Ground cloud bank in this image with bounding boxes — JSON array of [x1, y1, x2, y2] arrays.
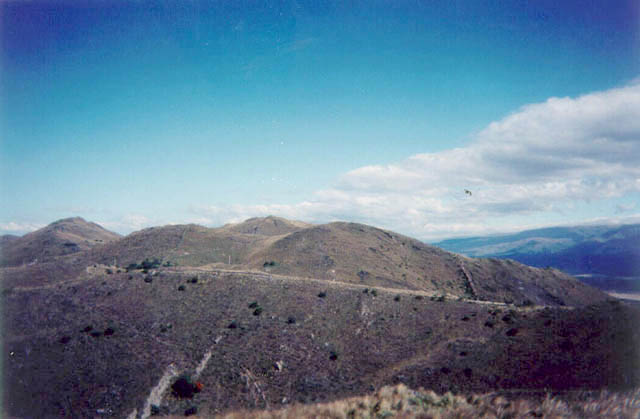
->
[[193, 82, 640, 240], [4, 83, 639, 239]]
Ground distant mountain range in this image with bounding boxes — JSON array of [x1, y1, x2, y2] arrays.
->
[[435, 224, 640, 292]]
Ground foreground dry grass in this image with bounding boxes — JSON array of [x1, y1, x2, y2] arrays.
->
[[196, 384, 640, 419]]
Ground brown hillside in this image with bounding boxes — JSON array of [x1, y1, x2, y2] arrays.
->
[[6, 217, 608, 307], [2, 266, 637, 418], [246, 222, 607, 307], [90, 223, 277, 268], [0, 217, 120, 267], [220, 216, 311, 236]]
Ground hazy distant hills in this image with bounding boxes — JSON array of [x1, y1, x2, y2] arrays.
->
[[436, 224, 640, 285], [0, 217, 120, 267], [436, 223, 640, 294]]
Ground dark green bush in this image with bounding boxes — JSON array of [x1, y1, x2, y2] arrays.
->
[[190, 276, 198, 284], [318, 291, 327, 298], [248, 301, 259, 309], [141, 258, 161, 270], [172, 375, 196, 398], [178, 285, 186, 291], [371, 289, 378, 297], [253, 307, 263, 316], [394, 295, 401, 302], [287, 316, 296, 324]]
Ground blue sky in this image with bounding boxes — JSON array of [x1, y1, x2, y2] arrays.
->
[[1, 0, 639, 240]]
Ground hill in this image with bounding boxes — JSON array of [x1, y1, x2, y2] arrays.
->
[[220, 215, 311, 236], [82, 217, 607, 307], [1, 216, 633, 418], [0, 217, 120, 267], [2, 266, 637, 418], [435, 223, 640, 291]]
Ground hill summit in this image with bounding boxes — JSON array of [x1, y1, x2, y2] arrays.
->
[[0, 216, 120, 267]]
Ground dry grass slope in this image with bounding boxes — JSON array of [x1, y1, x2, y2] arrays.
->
[[180, 385, 640, 418]]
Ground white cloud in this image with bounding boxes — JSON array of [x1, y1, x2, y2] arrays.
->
[[81, 81, 640, 241], [0, 222, 45, 235], [98, 214, 155, 233], [197, 82, 640, 240]]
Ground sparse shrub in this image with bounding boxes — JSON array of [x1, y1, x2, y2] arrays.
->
[[105, 269, 113, 274], [559, 340, 574, 351], [363, 288, 369, 294], [414, 295, 423, 300], [435, 295, 446, 302], [172, 375, 196, 398], [287, 316, 296, 324], [184, 406, 198, 416], [461, 316, 470, 321], [371, 289, 378, 297], [144, 276, 153, 283], [228, 321, 238, 329], [117, 269, 121, 274], [506, 328, 519, 337], [150, 404, 160, 415], [82, 325, 93, 333], [178, 285, 186, 291], [59, 336, 71, 344], [248, 301, 259, 309], [141, 258, 161, 270], [90, 331, 102, 338], [519, 299, 534, 307], [190, 276, 198, 284], [104, 327, 115, 336], [394, 295, 401, 302], [318, 291, 327, 298], [263, 261, 277, 267], [163, 261, 172, 267], [253, 307, 263, 316], [329, 351, 338, 361], [357, 270, 369, 280], [128, 275, 133, 280], [484, 320, 494, 328]]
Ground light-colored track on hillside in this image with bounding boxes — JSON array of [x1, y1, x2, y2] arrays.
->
[[168, 266, 513, 308]]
